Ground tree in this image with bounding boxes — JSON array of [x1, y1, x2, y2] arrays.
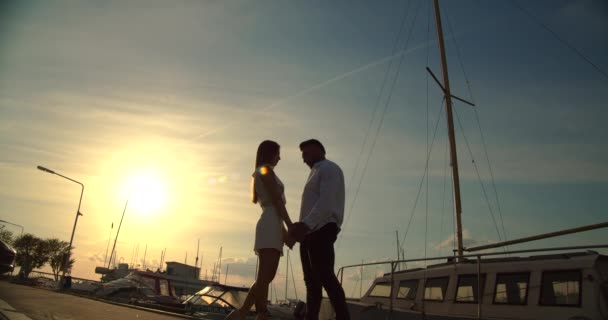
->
[[46, 238, 74, 281], [0, 226, 13, 245], [13, 234, 49, 279]]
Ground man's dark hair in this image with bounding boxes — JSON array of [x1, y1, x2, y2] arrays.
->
[[299, 139, 326, 154]]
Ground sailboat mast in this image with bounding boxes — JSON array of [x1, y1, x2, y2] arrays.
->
[[142, 244, 147, 269], [108, 200, 129, 269], [285, 251, 289, 301], [195, 239, 200, 268], [433, 0, 464, 260], [195, 238, 200, 279], [217, 246, 223, 283]]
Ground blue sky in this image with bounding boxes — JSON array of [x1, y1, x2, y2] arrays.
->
[[1, 0, 607, 298]]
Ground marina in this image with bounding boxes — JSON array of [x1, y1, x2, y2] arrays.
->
[[1, 0, 607, 319]]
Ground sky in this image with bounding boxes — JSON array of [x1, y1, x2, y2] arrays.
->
[[1, 0, 607, 300]]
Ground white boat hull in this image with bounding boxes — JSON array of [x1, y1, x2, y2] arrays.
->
[[320, 251, 607, 320]]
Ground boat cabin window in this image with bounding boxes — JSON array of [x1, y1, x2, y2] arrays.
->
[[369, 282, 392, 298], [424, 277, 449, 301], [455, 274, 486, 303], [493, 273, 529, 305], [139, 276, 156, 291], [159, 279, 170, 296], [397, 280, 418, 300], [539, 270, 581, 307]]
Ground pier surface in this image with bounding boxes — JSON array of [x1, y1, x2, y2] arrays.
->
[[0, 281, 186, 320]]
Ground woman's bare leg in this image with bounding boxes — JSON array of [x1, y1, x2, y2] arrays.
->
[[253, 249, 281, 315], [236, 249, 280, 317]]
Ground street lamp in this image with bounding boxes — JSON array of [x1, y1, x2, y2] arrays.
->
[[0, 219, 24, 236], [37, 165, 84, 286]]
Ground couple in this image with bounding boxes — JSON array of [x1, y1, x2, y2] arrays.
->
[[226, 139, 350, 320]]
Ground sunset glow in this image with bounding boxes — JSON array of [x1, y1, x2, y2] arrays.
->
[[1, 0, 606, 296], [123, 169, 168, 217]]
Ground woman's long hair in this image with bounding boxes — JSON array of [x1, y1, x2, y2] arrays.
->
[[252, 140, 280, 203]]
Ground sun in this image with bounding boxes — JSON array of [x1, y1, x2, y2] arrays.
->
[[124, 169, 169, 216]]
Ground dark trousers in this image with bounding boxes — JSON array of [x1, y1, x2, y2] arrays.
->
[[300, 223, 350, 320]]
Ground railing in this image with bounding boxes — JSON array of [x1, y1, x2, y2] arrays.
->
[[337, 244, 608, 284], [340, 222, 608, 284], [338, 244, 608, 294], [29, 270, 101, 283], [466, 222, 608, 252]]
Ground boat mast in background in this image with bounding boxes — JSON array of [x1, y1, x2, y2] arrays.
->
[[108, 200, 129, 269], [196, 238, 200, 278], [284, 250, 289, 300], [432, 0, 464, 260]]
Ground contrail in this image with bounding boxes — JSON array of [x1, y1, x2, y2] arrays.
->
[[180, 40, 434, 145]]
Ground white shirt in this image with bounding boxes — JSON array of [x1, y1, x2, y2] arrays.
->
[[299, 159, 345, 231]]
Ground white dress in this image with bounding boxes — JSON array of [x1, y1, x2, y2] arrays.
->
[[253, 167, 285, 256]]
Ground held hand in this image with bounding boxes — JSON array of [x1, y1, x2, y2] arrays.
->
[[284, 233, 296, 249], [289, 222, 310, 242]]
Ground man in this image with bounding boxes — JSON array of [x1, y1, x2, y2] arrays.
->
[[290, 139, 350, 320]]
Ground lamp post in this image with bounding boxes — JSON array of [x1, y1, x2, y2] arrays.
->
[[37, 165, 84, 286], [0, 220, 24, 236]]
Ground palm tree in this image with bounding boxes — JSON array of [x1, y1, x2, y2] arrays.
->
[[13, 234, 49, 279], [46, 238, 75, 281]]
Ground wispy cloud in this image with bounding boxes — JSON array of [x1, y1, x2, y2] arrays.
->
[[2, 0, 606, 283], [433, 229, 494, 252]]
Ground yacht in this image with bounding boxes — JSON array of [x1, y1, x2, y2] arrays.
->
[[320, 1, 608, 319]]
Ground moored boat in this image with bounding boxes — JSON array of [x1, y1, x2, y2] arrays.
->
[[327, 248, 608, 319], [319, 1, 608, 319]]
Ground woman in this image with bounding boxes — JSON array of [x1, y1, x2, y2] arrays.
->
[[226, 140, 295, 320]]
